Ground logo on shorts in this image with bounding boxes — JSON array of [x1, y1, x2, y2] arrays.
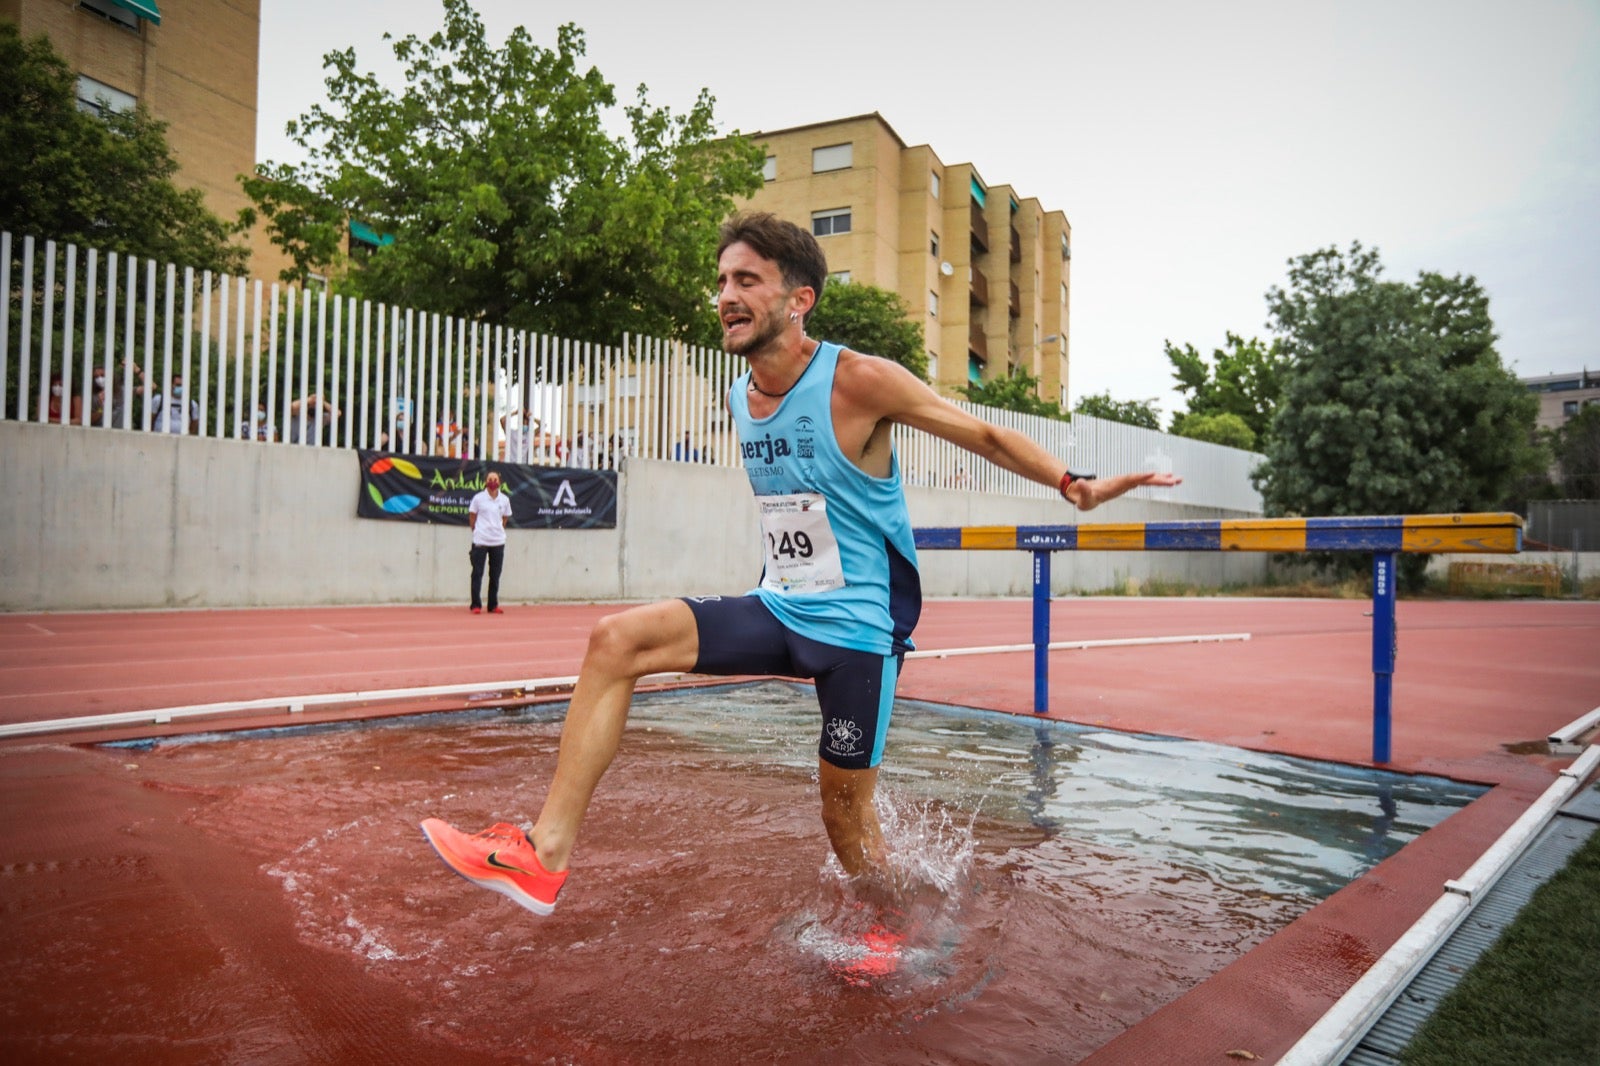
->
[[825, 717, 862, 756]]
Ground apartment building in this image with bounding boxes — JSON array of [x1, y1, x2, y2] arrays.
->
[[2, 0, 274, 272], [1523, 369, 1600, 431], [738, 113, 1072, 403]]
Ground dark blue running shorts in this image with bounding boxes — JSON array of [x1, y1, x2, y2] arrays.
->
[[682, 595, 900, 771]]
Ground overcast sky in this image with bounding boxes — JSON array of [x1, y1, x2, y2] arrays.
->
[[257, 0, 1600, 418]]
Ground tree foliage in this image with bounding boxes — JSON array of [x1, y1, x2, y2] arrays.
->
[[1165, 332, 1285, 446], [962, 367, 1067, 419], [806, 282, 927, 379], [1554, 404, 1600, 498], [1172, 411, 1256, 450], [0, 22, 247, 274], [1074, 391, 1161, 430], [1256, 243, 1541, 580], [242, 0, 763, 344]]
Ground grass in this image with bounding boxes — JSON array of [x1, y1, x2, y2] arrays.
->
[[1399, 821, 1600, 1065]]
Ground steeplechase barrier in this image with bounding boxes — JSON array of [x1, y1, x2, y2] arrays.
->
[[913, 513, 1525, 764]]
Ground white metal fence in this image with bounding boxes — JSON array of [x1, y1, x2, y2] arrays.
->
[[2, 230, 1263, 511]]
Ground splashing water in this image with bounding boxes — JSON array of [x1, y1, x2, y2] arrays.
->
[[788, 787, 980, 992]]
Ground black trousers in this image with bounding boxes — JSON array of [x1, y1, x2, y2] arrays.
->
[[469, 544, 505, 610]]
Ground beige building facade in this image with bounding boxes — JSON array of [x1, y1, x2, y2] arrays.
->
[[739, 113, 1072, 403], [1, 0, 283, 275], [1523, 370, 1600, 432]]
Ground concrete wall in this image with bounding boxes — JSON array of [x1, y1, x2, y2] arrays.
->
[[0, 421, 1266, 611]]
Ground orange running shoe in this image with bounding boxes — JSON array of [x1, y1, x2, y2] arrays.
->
[[419, 819, 567, 916], [831, 923, 905, 986]]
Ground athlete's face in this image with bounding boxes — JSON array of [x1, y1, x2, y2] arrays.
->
[[715, 242, 808, 357]]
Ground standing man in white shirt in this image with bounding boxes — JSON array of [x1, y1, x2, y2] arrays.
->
[[467, 471, 513, 614]]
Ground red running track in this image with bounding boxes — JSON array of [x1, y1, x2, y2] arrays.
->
[[0, 597, 1595, 1063]]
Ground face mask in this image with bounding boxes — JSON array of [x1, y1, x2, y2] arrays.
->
[[94, 376, 105, 388], [51, 385, 62, 397], [173, 386, 184, 398]]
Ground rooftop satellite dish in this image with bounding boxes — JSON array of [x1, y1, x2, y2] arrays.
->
[[939, 261, 954, 277]]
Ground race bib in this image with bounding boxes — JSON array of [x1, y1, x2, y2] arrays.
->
[[757, 493, 844, 594]]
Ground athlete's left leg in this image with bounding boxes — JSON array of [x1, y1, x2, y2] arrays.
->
[[817, 761, 886, 878]]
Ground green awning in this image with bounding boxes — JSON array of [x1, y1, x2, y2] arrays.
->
[[349, 219, 395, 247], [969, 177, 986, 207], [109, 0, 161, 24]]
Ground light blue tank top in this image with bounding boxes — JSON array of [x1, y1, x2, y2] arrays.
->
[[729, 341, 921, 656]]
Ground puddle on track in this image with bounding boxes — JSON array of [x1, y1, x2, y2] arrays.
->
[[8, 682, 1481, 1064]]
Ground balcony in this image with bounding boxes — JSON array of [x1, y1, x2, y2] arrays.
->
[[969, 268, 989, 307], [968, 322, 988, 361], [1009, 225, 1022, 264], [1009, 281, 1021, 317], [969, 201, 989, 252]]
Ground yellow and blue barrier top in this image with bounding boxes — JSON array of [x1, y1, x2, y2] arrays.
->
[[914, 513, 1523, 554]]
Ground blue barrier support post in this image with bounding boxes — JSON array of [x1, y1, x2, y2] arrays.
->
[[1371, 551, 1397, 764], [1032, 550, 1051, 714]]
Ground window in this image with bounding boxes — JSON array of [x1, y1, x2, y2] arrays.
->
[[811, 208, 851, 237], [929, 231, 940, 258], [1061, 235, 1072, 260], [1564, 400, 1580, 417], [76, 74, 136, 118], [1061, 282, 1069, 304], [828, 271, 852, 285], [762, 155, 776, 182], [928, 353, 939, 382], [812, 143, 853, 173], [929, 291, 939, 318], [79, 0, 141, 29], [930, 172, 941, 199]]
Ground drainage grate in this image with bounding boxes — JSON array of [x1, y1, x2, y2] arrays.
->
[[1343, 808, 1598, 1064]]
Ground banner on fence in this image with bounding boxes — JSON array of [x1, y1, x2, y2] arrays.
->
[[356, 451, 617, 529]]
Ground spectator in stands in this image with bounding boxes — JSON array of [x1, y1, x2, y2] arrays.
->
[[151, 374, 196, 434], [672, 431, 699, 463], [239, 402, 274, 441], [288, 393, 340, 446], [502, 410, 539, 464], [47, 373, 82, 425], [106, 361, 143, 430]]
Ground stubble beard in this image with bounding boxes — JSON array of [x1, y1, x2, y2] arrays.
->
[[722, 304, 790, 358]]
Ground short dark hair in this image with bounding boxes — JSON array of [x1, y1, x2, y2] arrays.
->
[[717, 212, 828, 321]]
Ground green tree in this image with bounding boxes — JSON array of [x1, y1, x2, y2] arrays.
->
[[962, 366, 1067, 419], [243, 0, 762, 346], [806, 281, 926, 378], [0, 22, 247, 274], [1165, 332, 1285, 444], [1074, 391, 1161, 429], [1172, 411, 1256, 450], [1256, 243, 1541, 582], [1554, 404, 1600, 498]]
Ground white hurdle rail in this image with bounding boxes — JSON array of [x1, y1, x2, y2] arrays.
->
[[0, 672, 696, 741]]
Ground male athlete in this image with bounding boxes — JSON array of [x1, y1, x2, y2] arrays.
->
[[421, 212, 1181, 915]]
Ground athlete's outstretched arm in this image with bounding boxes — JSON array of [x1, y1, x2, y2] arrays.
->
[[833, 350, 1180, 511]]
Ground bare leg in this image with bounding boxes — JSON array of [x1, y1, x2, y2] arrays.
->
[[817, 761, 888, 881], [531, 599, 699, 872]]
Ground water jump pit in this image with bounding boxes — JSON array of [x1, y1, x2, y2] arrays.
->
[[0, 681, 1484, 1064]]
